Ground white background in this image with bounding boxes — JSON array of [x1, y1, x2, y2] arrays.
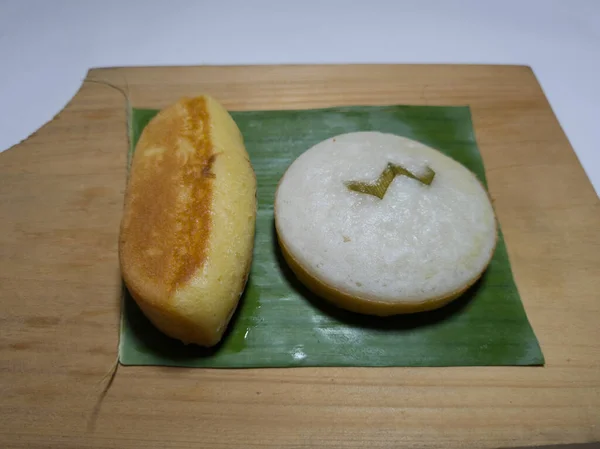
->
[[1, 0, 599, 195]]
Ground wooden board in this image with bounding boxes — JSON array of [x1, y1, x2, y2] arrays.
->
[[0, 64, 598, 449]]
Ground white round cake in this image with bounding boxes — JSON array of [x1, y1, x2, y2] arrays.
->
[[274, 131, 497, 316]]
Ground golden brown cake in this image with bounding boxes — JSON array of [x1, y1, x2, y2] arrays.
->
[[119, 95, 256, 346]]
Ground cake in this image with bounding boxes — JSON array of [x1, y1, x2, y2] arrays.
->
[[119, 95, 256, 346], [274, 131, 497, 315]]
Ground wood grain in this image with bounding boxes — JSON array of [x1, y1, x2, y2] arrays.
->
[[0, 64, 598, 449]]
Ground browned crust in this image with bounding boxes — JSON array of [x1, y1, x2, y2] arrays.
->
[[119, 97, 215, 303]]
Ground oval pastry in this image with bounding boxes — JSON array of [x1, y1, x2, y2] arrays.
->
[[119, 95, 256, 346]]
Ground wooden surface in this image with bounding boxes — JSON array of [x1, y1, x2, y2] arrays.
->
[[1, 64, 599, 449]]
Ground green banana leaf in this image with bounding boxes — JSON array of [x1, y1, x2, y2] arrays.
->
[[119, 104, 544, 368]]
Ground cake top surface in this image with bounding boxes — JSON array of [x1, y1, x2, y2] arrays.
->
[[275, 132, 497, 304]]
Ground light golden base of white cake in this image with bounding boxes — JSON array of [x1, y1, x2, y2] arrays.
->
[[277, 232, 492, 316]]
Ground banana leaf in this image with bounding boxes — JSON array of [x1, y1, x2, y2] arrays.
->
[[119, 104, 544, 368]]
